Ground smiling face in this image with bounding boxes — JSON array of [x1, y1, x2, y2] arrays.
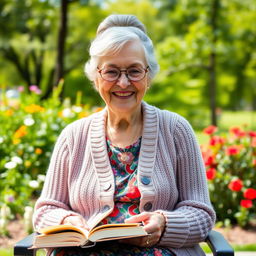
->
[[94, 40, 149, 116]]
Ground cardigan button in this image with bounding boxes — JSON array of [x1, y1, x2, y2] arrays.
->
[[143, 202, 152, 211], [141, 176, 151, 185], [103, 183, 112, 191], [102, 205, 110, 212]]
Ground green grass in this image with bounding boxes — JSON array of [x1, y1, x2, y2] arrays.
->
[[0, 249, 12, 256], [219, 111, 256, 131], [195, 111, 256, 144], [201, 243, 256, 253], [0, 248, 46, 256]]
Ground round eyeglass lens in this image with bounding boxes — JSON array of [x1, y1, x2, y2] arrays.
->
[[99, 66, 148, 82], [127, 67, 145, 81]]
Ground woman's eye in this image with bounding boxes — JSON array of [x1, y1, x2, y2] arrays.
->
[[104, 69, 119, 76], [128, 68, 142, 76]]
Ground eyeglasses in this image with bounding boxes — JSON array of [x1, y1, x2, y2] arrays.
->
[[97, 66, 149, 82]]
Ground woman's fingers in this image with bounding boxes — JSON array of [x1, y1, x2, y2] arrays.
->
[[125, 212, 149, 223], [62, 215, 89, 230], [123, 211, 166, 247]]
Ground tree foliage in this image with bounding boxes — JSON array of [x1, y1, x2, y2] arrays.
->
[[0, 0, 255, 127]]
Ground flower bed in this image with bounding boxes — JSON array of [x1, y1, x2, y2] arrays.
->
[[202, 125, 256, 227], [0, 84, 102, 234]]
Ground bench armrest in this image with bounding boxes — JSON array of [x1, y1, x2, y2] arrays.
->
[[14, 232, 37, 256], [205, 230, 234, 256]]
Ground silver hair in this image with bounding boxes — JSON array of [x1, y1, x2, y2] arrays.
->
[[84, 14, 159, 82]]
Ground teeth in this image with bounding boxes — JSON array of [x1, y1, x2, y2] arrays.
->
[[114, 92, 133, 97]]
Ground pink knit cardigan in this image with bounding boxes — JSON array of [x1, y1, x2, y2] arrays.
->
[[33, 102, 215, 256]]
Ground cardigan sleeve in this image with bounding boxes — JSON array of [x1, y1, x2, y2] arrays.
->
[[157, 116, 216, 248], [33, 125, 83, 230]]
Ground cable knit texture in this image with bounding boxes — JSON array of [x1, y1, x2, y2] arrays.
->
[[33, 102, 215, 256]]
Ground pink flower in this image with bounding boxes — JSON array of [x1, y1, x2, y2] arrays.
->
[[29, 85, 42, 95], [17, 86, 24, 92], [117, 152, 134, 165]]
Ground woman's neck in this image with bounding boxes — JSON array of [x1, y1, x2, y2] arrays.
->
[[106, 106, 143, 147]]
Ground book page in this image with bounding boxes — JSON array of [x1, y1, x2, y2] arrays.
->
[[89, 223, 141, 236], [39, 224, 89, 238]]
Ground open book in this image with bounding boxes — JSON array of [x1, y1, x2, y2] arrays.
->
[[32, 223, 148, 248]]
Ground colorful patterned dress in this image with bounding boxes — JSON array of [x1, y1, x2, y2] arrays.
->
[[53, 137, 172, 256]]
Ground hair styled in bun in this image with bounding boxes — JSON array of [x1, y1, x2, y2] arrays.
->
[[96, 14, 146, 35], [85, 14, 159, 82]]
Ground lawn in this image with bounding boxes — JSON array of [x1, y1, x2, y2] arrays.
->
[[195, 111, 256, 144]]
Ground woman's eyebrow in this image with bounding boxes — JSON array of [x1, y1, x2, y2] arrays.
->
[[103, 63, 145, 68]]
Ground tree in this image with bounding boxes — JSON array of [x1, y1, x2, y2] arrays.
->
[[0, 0, 57, 92], [208, 0, 220, 126]]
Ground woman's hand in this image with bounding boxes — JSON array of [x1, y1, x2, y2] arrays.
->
[[120, 211, 166, 247], [62, 215, 89, 230]]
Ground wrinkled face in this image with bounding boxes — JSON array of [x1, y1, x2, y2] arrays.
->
[[94, 40, 149, 115]]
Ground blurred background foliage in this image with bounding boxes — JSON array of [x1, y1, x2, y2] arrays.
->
[[0, 0, 255, 129]]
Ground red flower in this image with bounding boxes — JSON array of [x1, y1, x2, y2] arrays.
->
[[225, 145, 240, 156], [228, 179, 243, 192], [209, 136, 225, 146], [230, 127, 246, 138], [248, 131, 256, 137], [240, 199, 253, 208], [206, 168, 217, 180], [204, 155, 215, 166], [244, 188, 256, 200], [203, 125, 218, 135], [253, 159, 256, 166]]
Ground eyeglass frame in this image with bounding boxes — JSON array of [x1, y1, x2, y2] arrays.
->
[[97, 66, 149, 82]]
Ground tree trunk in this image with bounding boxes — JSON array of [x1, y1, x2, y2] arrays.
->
[[54, 0, 68, 87], [208, 0, 219, 126]]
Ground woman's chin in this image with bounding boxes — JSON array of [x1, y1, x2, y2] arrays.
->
[[108, 101, 141, 114]]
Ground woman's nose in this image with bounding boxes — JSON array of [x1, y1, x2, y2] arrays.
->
[[117, 72, 131, 88]]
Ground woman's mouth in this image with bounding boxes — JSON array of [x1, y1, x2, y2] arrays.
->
[[112, 91, 135, 99]]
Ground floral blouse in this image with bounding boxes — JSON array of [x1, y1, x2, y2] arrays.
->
[[100, 137, 142, 224]]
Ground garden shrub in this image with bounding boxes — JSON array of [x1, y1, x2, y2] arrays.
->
[[0, 83, 101, 217], [201, 125, 256, 227]]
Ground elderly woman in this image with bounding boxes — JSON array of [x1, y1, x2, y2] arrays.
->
[[33, 14, 215, 256]]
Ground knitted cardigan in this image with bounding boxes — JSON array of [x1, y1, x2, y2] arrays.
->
[[33, 102, 216, 256]]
